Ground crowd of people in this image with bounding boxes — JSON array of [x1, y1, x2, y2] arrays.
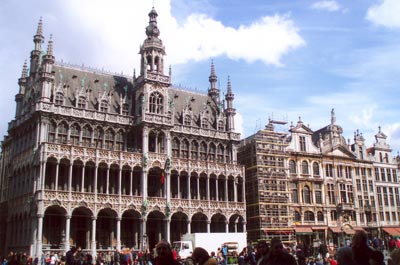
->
[[4, 231, 400, 265]]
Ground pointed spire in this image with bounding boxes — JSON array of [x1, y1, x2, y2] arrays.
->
[[47, 34, 53, 56], [21, 60, 28, 79], [209, 60, 217, 84], [33, 17, 45, 51], [36, 17, 43, 36]]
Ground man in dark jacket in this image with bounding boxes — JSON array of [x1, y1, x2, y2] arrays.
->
[[66, 247, 78, 265]]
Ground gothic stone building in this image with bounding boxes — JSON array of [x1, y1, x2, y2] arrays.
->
[[0, 8, 246, 257]]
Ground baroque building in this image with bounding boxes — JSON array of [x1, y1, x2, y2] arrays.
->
[[239, 109, 400, 247], [0, 8, 246, 257]]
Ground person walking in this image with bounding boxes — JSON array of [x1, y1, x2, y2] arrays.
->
[[264, 238, 296, 265], [153, 240, 180, 265]]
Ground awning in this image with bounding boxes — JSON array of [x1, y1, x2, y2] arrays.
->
[[354, 227, 366, 233], [383, 227, 400, 236], [329, 227, 342, 233], [265, 228, 294, 235], [343, 227, 355, 235], [312, 226, 327, 231], [295, 227, 313, 234]]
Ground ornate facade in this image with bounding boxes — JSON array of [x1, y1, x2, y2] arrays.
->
[[239, 109, 400, 247], [0, 8, 246, 257]]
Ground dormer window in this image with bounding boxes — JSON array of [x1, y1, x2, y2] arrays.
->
[[122, 103, 129, 115], [201, 118, 208, 129], [184, 115, 191, 126], [100, 100, 108, 113], [55, 92, 64, 105], [77, 96, 87, 109], [299, 136, 306, 152], [218, 120, 224, 131], [149, 92, 163, 114]]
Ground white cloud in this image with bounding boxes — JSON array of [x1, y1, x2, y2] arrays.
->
[[366, 0, 400, 28], [311, 0, 341, 12], [56, 0, 304, 73]]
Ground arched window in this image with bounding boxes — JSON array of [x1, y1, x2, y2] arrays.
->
[[289, 160, 296, 174], [313, 162, 320, 177], [100, 100, 108, 112], [385, 153, 389, 163], [149, 92, 163, 114], [209, 143, 216, 161], [201, 118, 208, 129], [58, 122, 68, 144], [182, 139, 189, 159], [303, 185, 311, 204], [294, 211, 301, 222], [217, 144, 224, 163], [94, 127, 104, 148], [157, 132, 165, 153], [55, 92, 64, 105], [317, 211, 324, 222], [48, 121, 56, 143], [379, 152, 383, 162], [82, 125, 92, 147], [104, 129, 115, 149], [77, 96, 87, 109], [200, 142, 207, 160], [304, 211, 315, 222], [115, 130, 124, 151], [301, 161, 309, 175], [184, 115, 191, 126], [70, 124, 80, 145], [191, 141, 199, 160], [172, 138, 180, 158]]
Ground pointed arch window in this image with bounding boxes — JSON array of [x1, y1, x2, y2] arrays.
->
[[82, 125, 92, 147], [94, 127, 104, 148], [217, 144, 224, 163], [100, 100, 108, 113], [77, 96, 87, 109], [182, 139, 189, 159], [105, 129, 115, 150], [303, 185, 311, 204], [191, 141, 199, 160], [200, 142, 207, 160], [70, 124, 81, 145], [48, 121, 56, 143], [149, 92, 163, 114], [184, 115, 191, 126], [209, 143, 216, 161], [172, 138, 180, 158], [115, 130, 124, 151], [58, 122, 68, 144], [55, 92, 64, 105], [157, 132, 165, 153]]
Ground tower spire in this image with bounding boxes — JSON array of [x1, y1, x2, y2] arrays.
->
[[34, 17, 44, 51], [225, 75, 236, 132], [208, 60, 219, 99]]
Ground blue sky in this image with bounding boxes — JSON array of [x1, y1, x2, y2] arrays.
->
[[1, 0, 400, 152]]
